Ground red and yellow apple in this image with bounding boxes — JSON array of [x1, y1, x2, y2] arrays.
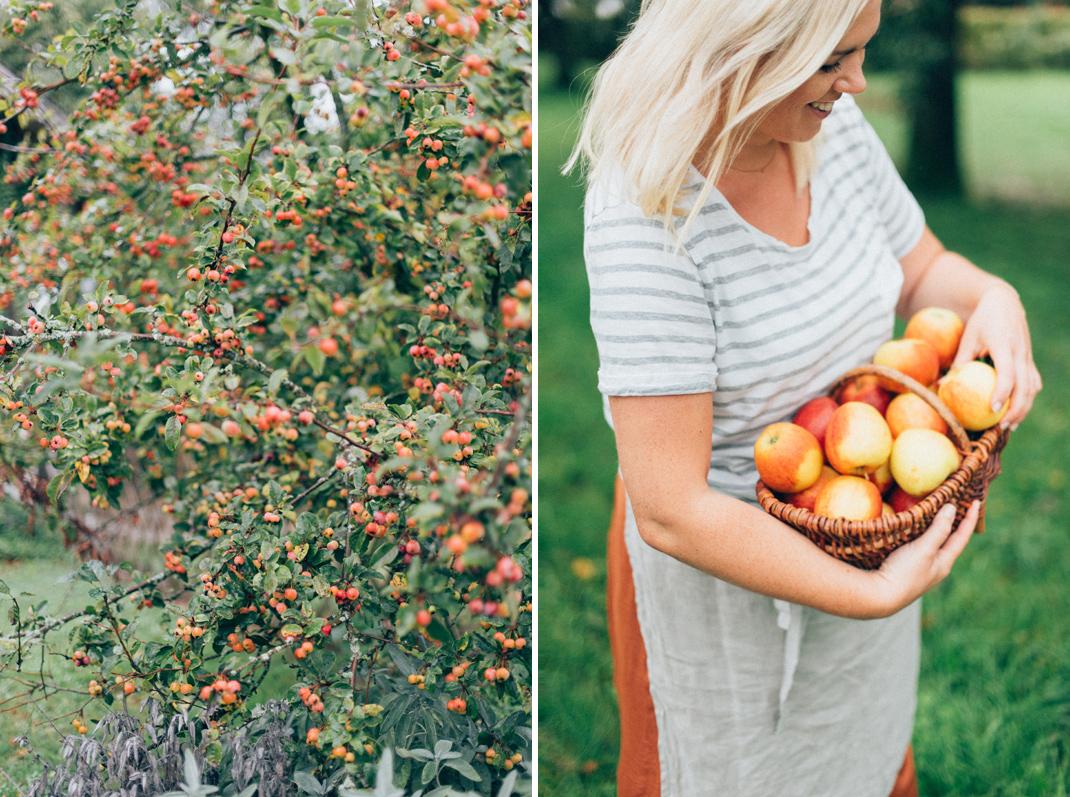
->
[[824, 402, 893, 476], [888, 428, 962, 496], [884, 392, 949, 438], [783, 465, 838, 511], [937, 360, 1008, 431], [903, 306, 964, 371], [866, 458, 894, 495], [813, 475, 883, 521], [792, 396, 839, 449], [887, 485, 926, 514], [836, 374, 892, 415], [873, 338, 941, 391], [754, 422, 824, 494]]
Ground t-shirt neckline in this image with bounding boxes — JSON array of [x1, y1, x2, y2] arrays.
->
[[685, 152, 827, 253]]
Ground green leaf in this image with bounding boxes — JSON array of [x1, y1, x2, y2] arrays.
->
[[165, 415, 181, 451], [268, 368, 288, 395], [421, 760, 437, 785], [247, 4, 284, 21], [443, 758, 482, 781], [46, 470, 76, 505], [0, 579, 8, 595], [294, 771, 324, 795], [386, 643, 415, 676], [304, 344, 325, 375]]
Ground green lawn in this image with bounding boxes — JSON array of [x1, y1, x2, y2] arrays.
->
[[0, 499, 299, 790], [538, 70, 1070, 796]]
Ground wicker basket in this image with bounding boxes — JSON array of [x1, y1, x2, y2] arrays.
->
[[755, 364, 1010, 569]]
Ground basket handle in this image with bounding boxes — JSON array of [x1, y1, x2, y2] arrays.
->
[[828, 364, 971, 454]]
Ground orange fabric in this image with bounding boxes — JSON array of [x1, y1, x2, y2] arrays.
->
[[889, 745, 919, 797], [606, 474, 661, 796], [605, 475, 918, 797]]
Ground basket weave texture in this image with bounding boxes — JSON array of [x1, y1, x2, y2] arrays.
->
[[755, 364, 1010, 570]]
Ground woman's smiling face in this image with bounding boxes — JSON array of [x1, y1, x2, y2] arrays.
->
[[756, 0, 882, 144]]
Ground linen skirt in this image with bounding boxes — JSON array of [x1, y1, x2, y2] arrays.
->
[[607, 475, 920, 796]]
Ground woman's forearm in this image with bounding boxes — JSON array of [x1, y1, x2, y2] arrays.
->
[[897, 230, 1014, 322], [628, 480, 901, 620]]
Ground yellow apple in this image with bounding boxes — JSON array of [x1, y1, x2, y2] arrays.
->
[[813, 475, 883, 521], [889, 428, 962, 497], [754, 422, 824, 494], [824, 402, 893, 476], [937, 360, 1009, 431], [904, 307, 964, 371]]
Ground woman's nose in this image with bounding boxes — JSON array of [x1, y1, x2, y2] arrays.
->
[[835, 52, 867, 95]]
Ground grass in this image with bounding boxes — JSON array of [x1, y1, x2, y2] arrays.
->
[[537, 70, 1070, 795], [0, 497, 299, 790]]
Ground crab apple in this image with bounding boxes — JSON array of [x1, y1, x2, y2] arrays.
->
[[222, 419, 241, 437], [416, 609, 431, 626], [937, 360, 1009, 431], [318, 337, 339, 356], [873, 338, 941, 391], [904, 307, 964, 371], [813, 475, 883, 521], [753, 422, 823, 493], [824, 402, 893, 476]]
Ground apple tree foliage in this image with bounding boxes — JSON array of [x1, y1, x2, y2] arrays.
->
[[0, 0, 531, 791]]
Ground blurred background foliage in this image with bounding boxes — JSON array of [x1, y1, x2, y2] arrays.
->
[[538, 1, 1070, 795], [540, 0, 1070, 193]]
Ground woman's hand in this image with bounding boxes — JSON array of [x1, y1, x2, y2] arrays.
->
[[871, 500, 980, 614], [951, 283, 1042, 431]]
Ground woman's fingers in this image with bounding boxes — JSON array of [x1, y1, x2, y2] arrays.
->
[[933, 500, 980, 571], [878, 500, 981, 605]]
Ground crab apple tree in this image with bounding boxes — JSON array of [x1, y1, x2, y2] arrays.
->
[[0, 0, 531, 792]]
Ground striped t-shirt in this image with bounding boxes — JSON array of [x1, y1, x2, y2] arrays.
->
[[585, 94, 924, 502]]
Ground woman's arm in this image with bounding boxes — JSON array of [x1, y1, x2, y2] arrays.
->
[[610, 392, 980, 620], [897, 227, 1042, 429]]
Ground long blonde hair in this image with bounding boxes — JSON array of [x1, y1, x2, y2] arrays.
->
[[565, 0, 871, 233]]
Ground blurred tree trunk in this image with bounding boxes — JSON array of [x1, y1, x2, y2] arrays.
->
[[904, 0, 964, 196]]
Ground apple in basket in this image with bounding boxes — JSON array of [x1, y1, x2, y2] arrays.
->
[[887, 485, 926, 514], [824, 402, 893, 477], [904, 306, 965, 371], [884, 392, 949, 438], [754, 423, 824, 494], [813, 475, 883, 521], [792, 396, 839, 448], [889, 428, 962, 497], [937, 360, 1009, 431], [783, 465, 838, 511], [872, 338, 941, 391], [836, 374, 892, 415]]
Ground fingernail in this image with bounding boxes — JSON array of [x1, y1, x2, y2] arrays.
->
[[939, 503, 956, 518], [1011, 423, 1019, 432], [991, 400, 1003, 412]]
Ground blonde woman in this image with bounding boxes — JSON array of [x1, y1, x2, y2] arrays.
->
[[567, 0, 1042, 794]]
